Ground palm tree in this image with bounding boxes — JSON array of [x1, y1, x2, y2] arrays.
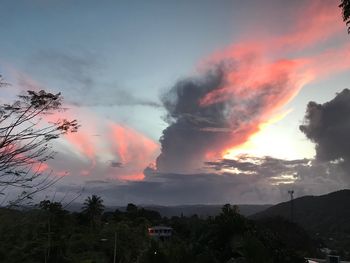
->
[[82, 195, 105, 229]]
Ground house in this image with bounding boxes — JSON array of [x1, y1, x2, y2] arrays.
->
[[148, 226, 173, 240]]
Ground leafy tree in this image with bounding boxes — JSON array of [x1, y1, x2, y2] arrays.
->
[[82, 195, 105, 229], [126, 203, 138, 213], [139, 240, 168, 263], [340, 0, 350, 33], [38, 200, 71, 262], [0, 202, 327, 262], [0, 76, 79, 205]]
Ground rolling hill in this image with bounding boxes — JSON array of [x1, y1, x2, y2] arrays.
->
[[252, 189, 350, 255]]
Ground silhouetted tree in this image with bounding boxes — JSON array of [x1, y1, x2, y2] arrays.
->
[[82, 195, 105, 228], [38, 200, 69, 262], [0, 202, 325, 262], [126, 203, 138, 213], [340, 0, 350, 33], [0, 76, 79, 206]]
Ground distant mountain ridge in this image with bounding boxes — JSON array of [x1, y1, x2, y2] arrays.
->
[[251, 189, 350, 253], [65, 203, 271, 217], [136, 204, 272, 218], [252, 189, 350, 229]]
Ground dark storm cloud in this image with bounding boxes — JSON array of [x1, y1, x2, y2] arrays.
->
[[60, 172, 268, 205], [52, 156, 350, 206], [156, 61, 296, 173], [29, 50, 161, 108], [110, 161, 123, 168], [300, 89, 350, 165], [156, 66, 230, 173]]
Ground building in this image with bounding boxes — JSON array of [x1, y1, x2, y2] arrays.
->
[[306, 256, 349, 263], [148, 226, 173, 240]]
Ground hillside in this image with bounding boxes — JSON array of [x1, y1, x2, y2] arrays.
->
[[140, 204, 272, 218], [0, 202, 311, 262], [66, 203, 271, 217], [252, 189, 350, 255]]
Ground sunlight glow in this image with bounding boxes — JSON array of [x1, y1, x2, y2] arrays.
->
[[223, 110, 315, 160]]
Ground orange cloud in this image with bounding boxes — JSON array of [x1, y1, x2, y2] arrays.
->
[[196, 0, 350, 162], [302, 43, 350, 80], [118, 173, 145, 181], [65, 131, 97, 176], [65, 132, 96, 161], [109, 123, 159, 181], [272, 0, 344, 51]]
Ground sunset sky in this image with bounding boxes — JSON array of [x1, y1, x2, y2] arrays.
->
[[1, 0, 350, 205]]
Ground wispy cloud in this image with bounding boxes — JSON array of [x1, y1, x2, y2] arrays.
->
[[31, 50, 161, 108]]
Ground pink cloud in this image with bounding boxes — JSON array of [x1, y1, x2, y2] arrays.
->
[[109, 123, 159, 181], [194, 0, 350, 161]]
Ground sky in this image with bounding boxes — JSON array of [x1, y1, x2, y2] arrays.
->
[[1, 0, 350, 205]]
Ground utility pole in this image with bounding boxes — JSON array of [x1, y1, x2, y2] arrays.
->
[[288, 190, 294, 222], [44, 216, 52, 263], [113, 231, 117, 263]]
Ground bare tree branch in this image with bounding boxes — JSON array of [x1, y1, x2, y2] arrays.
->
[[0, 76, 79, 206]]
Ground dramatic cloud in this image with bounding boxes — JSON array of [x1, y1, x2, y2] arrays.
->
[[300, 89, 350, 166], [3, 0, 349, 206], [45, 121, 160, 182], [205, 155, 310, 182], [52, 155, 350, 206], [156, 67, 231, 173], [50, 118, 160, 181], [4, 72, 160, 180], [155, 0, 350, 174], [262, 0, 343, 51], [109, 123, 159, 180], [65, 131, 97, 176], [156, 53, 307, 173]]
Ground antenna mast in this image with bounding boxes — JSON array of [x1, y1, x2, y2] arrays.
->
[[288, 190, 294, 222]]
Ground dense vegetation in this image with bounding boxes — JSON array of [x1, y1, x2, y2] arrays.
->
[[252, 189, 350, 260], [0, 197, 321, 263]]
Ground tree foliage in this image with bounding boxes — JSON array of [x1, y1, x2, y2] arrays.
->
[[0, 76, 79, 205], [82, 195, 105, 229], [0, 200, 333, 262], [340, 0, 350, 33]]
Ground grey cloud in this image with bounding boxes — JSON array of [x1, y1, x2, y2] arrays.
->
[[156, 66, 228, 173], [300, 89, 350, 167], [59, 172, 268, 205], [205, 156, 311, 178], [69, 88, 161, 108], [110, 161, 123, 168], [51, 156, 350, 206], [29, 50, 161, 108], [37, 50, 96, 91], [156, 60, 297, 173]]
